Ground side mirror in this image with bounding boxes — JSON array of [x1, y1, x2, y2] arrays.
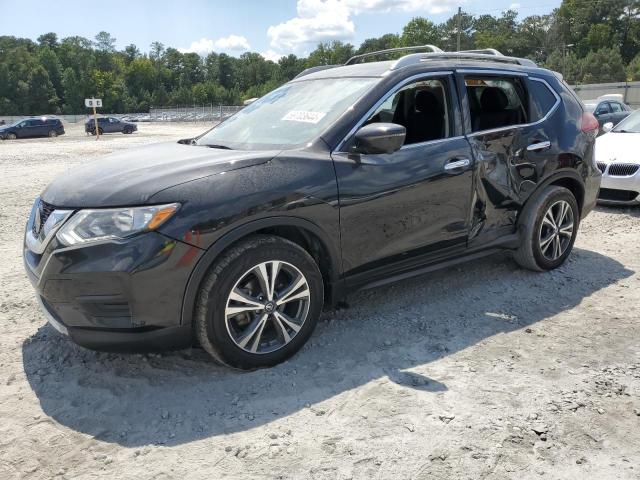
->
[[353, 123, 406, 155], [602, 122, 614, 133]]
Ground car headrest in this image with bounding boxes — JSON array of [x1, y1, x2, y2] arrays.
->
[[415, 90, 441, 113], [480, 87, 509, 111]]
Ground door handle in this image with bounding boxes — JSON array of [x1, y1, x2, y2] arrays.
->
[[444, 158, 470, 171], [527, 141, 551, 152]]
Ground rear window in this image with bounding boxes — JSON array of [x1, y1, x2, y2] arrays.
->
[[465, 76, 528, 132], [528, 78, 558, 121]]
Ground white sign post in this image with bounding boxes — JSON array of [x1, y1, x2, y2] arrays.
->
[[85, 98, 102, 140]]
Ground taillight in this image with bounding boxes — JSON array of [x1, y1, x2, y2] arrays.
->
[[581, 111, 599, 134]]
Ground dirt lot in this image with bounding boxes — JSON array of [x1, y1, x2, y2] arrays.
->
[[1, 122, 639, 479]]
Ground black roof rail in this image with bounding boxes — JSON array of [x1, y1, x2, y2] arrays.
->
[[293, 64, 340, 79], [457, 48, 504, 56], [345, 45, 443, 65]]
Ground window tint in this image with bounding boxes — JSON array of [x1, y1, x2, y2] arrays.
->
[[364, 78, 451, 145], [528, 79, 557, 121], [595, 103, 610, 115], [609, 102, 623, 113], [465, 77, 528, 132]]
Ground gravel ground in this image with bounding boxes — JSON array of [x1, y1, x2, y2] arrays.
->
[[1, 123, 639, 479]]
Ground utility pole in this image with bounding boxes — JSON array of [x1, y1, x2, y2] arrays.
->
[[456, 6, 462, 52]]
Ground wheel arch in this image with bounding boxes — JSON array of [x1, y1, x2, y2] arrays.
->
[[180, 216, 343, 328], [519, 170, 585, 223]]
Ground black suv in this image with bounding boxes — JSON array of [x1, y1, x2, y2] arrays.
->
[[24, 47, 601, 369], [1, 117, 65, 139], [85, 116, 137, 135]]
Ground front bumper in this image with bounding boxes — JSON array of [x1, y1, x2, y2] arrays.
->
[[597, 170, 640, 205], [24, 228, 204, 351]]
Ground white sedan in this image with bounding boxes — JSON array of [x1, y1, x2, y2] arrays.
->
[[595, 110, 640, 205]]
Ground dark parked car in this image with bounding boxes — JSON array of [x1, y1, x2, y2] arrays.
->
[[584, 97, 631, 134], [24, 46, 601, 369], [1, 117, 64, 140], [85, 116, 137, 135]]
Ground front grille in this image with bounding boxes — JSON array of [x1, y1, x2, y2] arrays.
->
[[31, 200, 56, 236], [598, 188, 639, 202], [596, 162, 607, 173], [608, 163, 640, 176]]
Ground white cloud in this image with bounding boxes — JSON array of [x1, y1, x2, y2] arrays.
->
[[261, 49, 284, 62], [267, 0, 355, 54], [267, 0, 457, 55], [179, 35, 250, 55], [214, 34, 251, 51], [345, 0, 456, 14], [508, 2, 521, 10], [179, 38, 216, 55]]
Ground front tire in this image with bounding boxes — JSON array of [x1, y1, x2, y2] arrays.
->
[[195, 235, 324, 369], [7, 133, 16, 140], [513, 186, 579, 271]]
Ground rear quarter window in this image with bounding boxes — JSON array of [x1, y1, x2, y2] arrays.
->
[[528, 78, 558, 122]]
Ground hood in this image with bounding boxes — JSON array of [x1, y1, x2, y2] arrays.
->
[[41, 142, 278, 207], [596, 132, 640, 164]]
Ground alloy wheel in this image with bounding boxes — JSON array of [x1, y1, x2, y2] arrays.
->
[[539, 200, 574, 261], [225, 260, 311, 354]]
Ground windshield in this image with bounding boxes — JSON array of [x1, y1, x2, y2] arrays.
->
[[612, 110, 640, 133], [196, 78, 377, 150]]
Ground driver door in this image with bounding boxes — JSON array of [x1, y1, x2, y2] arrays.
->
[[331, 73, 474, 286]]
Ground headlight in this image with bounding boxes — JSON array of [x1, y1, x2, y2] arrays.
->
[[56, 203, 179, 246]]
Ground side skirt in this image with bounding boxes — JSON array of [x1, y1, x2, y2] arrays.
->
[[344, 233, 519, 294]]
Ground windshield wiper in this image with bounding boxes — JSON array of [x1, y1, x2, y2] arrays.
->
[[615, 129, 634, 133], [205, 144, 233, 150]]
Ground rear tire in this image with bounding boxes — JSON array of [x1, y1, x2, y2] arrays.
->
[[513, 186, 579, 271], [48, 130, 57, 137], [195, 235, 324, 370]]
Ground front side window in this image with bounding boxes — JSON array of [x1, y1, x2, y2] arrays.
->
[[363, 78, 451, 145], [466, 76, 528, 132], [595, 103, 610, 115], [197, 78, 377, 150]]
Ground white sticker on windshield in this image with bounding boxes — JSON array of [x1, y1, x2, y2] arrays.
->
[[282, 110, 326, 124]]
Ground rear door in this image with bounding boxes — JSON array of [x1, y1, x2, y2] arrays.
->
[[459, 71, 560, 246], [332, 72, 474, 285]]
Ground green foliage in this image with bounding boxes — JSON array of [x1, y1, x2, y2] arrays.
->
[[1, 0, 639, 115]]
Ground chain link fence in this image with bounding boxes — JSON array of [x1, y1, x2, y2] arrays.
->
[[0, 105, 244, 125], [149, 105, 244, 122]]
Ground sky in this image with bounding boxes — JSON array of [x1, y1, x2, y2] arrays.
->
[[0, 0, 562, 61]]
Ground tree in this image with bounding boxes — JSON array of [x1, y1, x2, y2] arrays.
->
[[94, 31, 116, 52], [37, 33, 58, 48], [579, 48, 626, 83], [123, 44, 140, 63], [27, 65, 58, 113], [61, 67, 84, 113], [401, 17, 441, 47], [628, 53, 640, 81], [307, 41, 355, 66]]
